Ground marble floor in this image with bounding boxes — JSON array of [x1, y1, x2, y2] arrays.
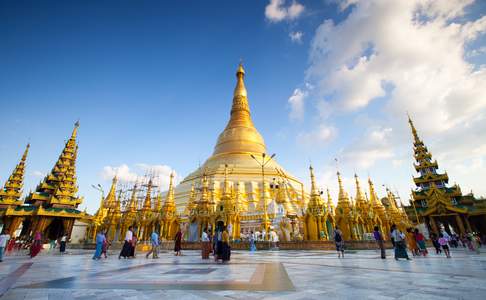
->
[[0, 247, 485, 299]]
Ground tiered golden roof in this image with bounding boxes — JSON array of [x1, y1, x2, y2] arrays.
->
[[0, 144, 29, 206]]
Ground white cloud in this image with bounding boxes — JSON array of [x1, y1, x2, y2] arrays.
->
[[291, 0, 486, 196], [297, 124, 338, 146], [305, 0, 486, 132], [31, 170, 45, 178], [340, 127, 394, 169], [288, 88, 307, 120], [265, 0, 304, 22], [289, 31, 303, 43], [101, 163, 177, 191]]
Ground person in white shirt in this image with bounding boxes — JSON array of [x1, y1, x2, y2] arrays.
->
[[0, 230, 11, 262], [119, 226, 133, 259], [201, 228, 211, 259]]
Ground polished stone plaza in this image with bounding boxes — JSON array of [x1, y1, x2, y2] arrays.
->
[[0, 247, 485, 299]]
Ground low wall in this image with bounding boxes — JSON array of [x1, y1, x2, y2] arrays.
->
[[72, 240, 397, 251]]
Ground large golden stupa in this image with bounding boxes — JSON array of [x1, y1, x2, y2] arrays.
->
[[84, 63, 410, 243], [172, 64, 305, 240]]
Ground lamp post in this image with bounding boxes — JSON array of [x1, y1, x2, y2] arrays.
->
[[250, 153, 275, 240]]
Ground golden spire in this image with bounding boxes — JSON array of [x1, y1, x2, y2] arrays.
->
[[143, 179, 153, 210], [407, 114, 421, 144], [165, 172, 175, 205], [368, 177, 384, 208], [105, 176, 118, 208], [354, 174, 366, 206], [309, 165, 319, 196], [337, 171, 349, 203], [129, 183, 138, 213], [213, 63, 266, 155], [307, 165, 323, 208], [326, 188, 334, 214], [0, 143, 30, 204], [234, 63, 247, 98]]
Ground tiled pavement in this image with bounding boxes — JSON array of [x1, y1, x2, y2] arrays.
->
[[0, 247, 485, 299]]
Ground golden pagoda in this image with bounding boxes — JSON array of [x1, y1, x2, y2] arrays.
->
[[404, 116, 486, 235], [1, 122, 90, 240], [87, 64, 415, 243], [173, 63, 305, 241], [0, 144, 30, 234], [160, 172, 178, 239], [334, 172, 353, 240], [303, 165, 333, 240]]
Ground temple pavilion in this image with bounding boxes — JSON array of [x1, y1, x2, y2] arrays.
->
[[405, 117, 486, 236], [0, 122, 90, 240]]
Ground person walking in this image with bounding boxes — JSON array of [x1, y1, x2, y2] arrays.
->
[[406, 228, 419, 256], [146, 231, 160, 259], [431, 233, 442, 254], [101, 234, 110, 258], [414, 228, 427, 256], [59, 234, 67, 255], [439, 233, 451, 258], [119, 226, 133, 259], [391, 224, 411, 261], [93, 231, 106, 260], [249, 230, 257, 252], [0, 230, 11, 262], [130, 233, 137, 258], [30, 232, 43, 258], [373, 226, 386, 259], [201, 228, 211, 259], [174, 229, 182, 256], [333, 226, 344, 258], [221, 226, 231, 263]]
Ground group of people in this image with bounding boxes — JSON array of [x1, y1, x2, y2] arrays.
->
[[200, 227, 231, 263], [332, 224, 483, 261], [0, 229, 69, 262]]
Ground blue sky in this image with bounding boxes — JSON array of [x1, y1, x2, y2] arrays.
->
[[1, 0, 486, 213]]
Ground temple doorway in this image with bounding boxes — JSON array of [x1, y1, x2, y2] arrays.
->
[[46, 218, 65, 240]]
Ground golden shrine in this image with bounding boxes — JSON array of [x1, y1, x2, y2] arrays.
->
[[0, 122, 90, 240], [88, 64, 410, 243], [405, 117, 486, 236]]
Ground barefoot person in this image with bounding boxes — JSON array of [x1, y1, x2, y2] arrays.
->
[[119, 226, 133, 259], [174, 229, 182, 256], [30, 232, 43, 258], [201, 228, 211, 259], [146, 231, 159, 259], [391, 224, 411, 261], [373, 226, 386, 259], [0, 230, 11, 262], [221, 226, 231, 263], [333, 226, 344, 258]]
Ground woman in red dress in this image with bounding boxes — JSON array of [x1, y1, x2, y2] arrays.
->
[[30, 232, 43, 258]]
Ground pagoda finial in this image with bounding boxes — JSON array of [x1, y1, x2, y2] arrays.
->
[[143, 179, 153, 210], [337, 171, 349, 203], [407, 114, 421, 144], [129, 183, 138, 212], [234, 62, 247, 98], [326, 188, 334, 213], [21, 143, 30, 162], [309, 165, 319, 196], [165, 172, 175, 205], [213, 63, 266, 155], [354, 174, 366, 205], [105, 176, 118, 208], [72, 120, 80, 139]]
